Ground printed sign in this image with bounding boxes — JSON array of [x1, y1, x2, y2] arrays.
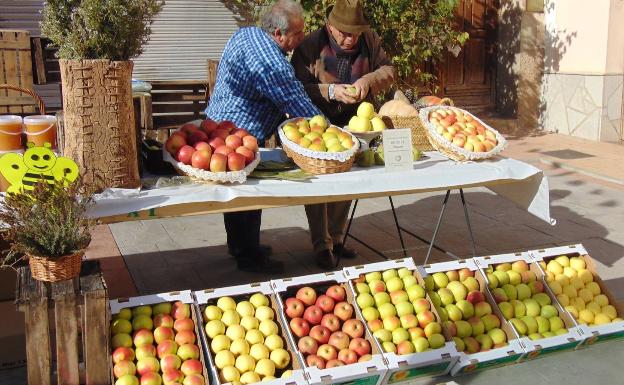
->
[[382, 129, 413, 172]]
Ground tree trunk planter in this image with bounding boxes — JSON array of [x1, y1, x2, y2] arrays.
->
[[60, 59, 140, 191]]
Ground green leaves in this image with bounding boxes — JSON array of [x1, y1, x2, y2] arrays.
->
[[41, 0, 164, 60]]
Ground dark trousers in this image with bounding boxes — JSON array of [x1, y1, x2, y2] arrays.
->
[[223, 209, 262, 257]]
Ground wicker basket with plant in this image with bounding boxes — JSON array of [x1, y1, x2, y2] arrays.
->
[[0, 179, 94, 282]]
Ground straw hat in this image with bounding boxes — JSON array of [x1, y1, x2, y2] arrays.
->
[[328, 0, 369, 34]]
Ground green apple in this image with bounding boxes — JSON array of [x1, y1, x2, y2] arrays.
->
[[428, 333, 446, 349], [510, 300, 526, 318], [499, 302, 513, 320], [112, 333, 132, 349], [396, 302, 414, 317], [398, 268, 411, 278], [529, 333, 543, 340], [474, 302, 492, 318], [406, 285, 425, 300], [447, 281, 468, 302], [355, 282, 370, 294], [374, 292, 391, 307], [309, 114, 328, 130], [507, 271, 522, 285], [357, 102, 376, 120], [365, 272, 382, 283], [362, 307, 380, 321], [382, 341, 397, 353], [423, 276, 435, 291], [455, 320, 472, 338], [131, 315, 153, 331], [548, 316, 565, 332], [456, 300, 474, 319], [438, 288, 455, 306], [535, 316, 550, 334], [424, 322, 442, 337], [533, 293, 551, 306], [152, 302, 172, 316], [540, 305, 558, 319], [510, 318, 528, 336], [481, 314, 501, 332], [432, 272, 449, 289], [445, 304, 462, 322], [392, 327, 410, 344], [468, 317, 485, 337], [413, 337, 429, 352], [475, 334, 493, 350], [521, 316, 538, 334], [496, 263, 512, 272], [357, 293, 375, 309], [542, 331, 556, 338], [428, 291, 441, 307], [437, 307, 449, 322], [112, 319, 132, 335], [382, 269, 398, 281], [248, 293, 268, 309], [487, 328, 507, 345], [204, 305, 222, 321], [390, 290, 409, 305], [523, 299, 541, 317], [502, 284, 518, 301], [463, 277, 480, 292], [402, 275, 418, 289], [516, 284, 531, 300], [373, 328, 392, 343], [486, 273, 499, 289], [453, 337, 465, 351], [114, 308, 132, 321], [492, 271, 510, 286], [384, 316, 401, 331], [400, 314, 419, 329], [386, 277, 404, 292], [378, 303, 397, 319], [132, 305, 152, 317]]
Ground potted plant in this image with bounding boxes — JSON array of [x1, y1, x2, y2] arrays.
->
[[41, 0, 164, 191], [0, 179, 94, 282]]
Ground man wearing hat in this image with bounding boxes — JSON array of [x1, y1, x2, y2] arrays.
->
[[292, 0, 396, 270]]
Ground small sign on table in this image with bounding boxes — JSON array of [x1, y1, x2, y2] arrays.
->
[[382, 128, 413, 172]]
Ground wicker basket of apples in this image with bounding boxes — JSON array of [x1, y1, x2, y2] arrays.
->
[[278, 116, 360, 174], [164, 119, 261, 183], [419, 107, 507, 162]]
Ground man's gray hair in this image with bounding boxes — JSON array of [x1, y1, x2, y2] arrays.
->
[[260, 0, 304, 34]]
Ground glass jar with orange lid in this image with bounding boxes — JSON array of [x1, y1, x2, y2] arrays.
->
[[23, 115, 57, 148], [0, 115, 23, 152]]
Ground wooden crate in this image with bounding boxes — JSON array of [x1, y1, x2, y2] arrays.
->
[[15, 260, 110, 385], [0, 29, 35, 114]]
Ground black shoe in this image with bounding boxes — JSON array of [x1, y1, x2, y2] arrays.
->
[[229, 244, 273, 258], [237, 255, 284, 274], [333, 244, 357, 259], [315, 249, 337, 270]]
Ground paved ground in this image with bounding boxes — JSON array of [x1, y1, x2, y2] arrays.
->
[[1, 132, 622, 384]]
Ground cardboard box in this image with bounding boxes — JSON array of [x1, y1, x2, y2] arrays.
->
[[110, 291, 210, 385], [475, 252, 584, 360], [194, 281, 307, 385], [0, 300, 26, 369], [530, 244, 624, 346], [418, 259, 524, 375], [272, 271, 388, 385], [343, 259, 458, 383]]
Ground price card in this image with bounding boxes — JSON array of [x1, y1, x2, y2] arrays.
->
[[382, 128, 413, 172]]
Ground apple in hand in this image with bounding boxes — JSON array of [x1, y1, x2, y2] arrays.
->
[[285, 297, 305, 318]]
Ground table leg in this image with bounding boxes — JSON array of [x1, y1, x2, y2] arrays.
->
[[343, 199, 390, 260], [388, 196, 408, 258], [424, 190, 452, 265], [460, 188, 477, 258]]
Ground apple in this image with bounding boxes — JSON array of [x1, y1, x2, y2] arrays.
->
[[229, 338, 249, 356], [378, 302, 397, 319], [218, 120, 237, 132], [171, 301, 190, 320], [214, 350, 235, 369], [255, 306, 274, 321], [402, 276, 418, 289], [188, 130, 209, 146], [396, 340, 415, 355], [161, 369, 184, 385], [296, 287, 317, 306], [180, 123, 200, 136], [356, 293, 375, 309], [136, 357, 160, 376], [200, 118, 218, 133], [306, 354, 326, 369], [417, 311, 435, 328], [174, 330, 196, 346], [362, 307, 380, 321], [135, 344, 156, 360], [309, 325, 331, 344], [321, 314, 341, 332], [255, 358, 276, 378], [367, 319, 383, 333], [249, 343, 270, 361], [316, 344, 337, 361], [248, 293, 269, 308], [264, 334, 284, 351], [389, 290, 409, 305], [112, 319, 133, 335], [412, 298, 431, 314], [211, 129, 230, 141], [242, 135, 259, 152], [153, 314, 174, 329], [368, 280, 386, 294], [140, 372, 162, 385], [182, 374, 204, 385], [326, 285, 346, 302], [396, 302, 414, 317], [221, 309, 241, 326], [259, 320, 279, 338], [190, 149, 211, 170], [175, 145, 195, 165], [355, 282, 370, 294], [115, 375, 139, 385], [113, 347, 135, 364], [328, 331, 350, 351], [112, 334, 133, 349], [178, 344, 200, 360], [290, 317, 310, 338], [383, 316, 401, 331], [224, 134, 243, 149], [304, 305, 324, 325], [227, 152, 246, 171], [400, 314, 419, 329], [173, 318, 194, 333], [285, 297, 305, 318], [342, 319, 364, 339], [165, 133, 187, 155], [205, 319, 226, 339], [235, 146, 255, 165], [481, 314, 501, 332], [114, 360, 136, 378], [466, 290, 485, 304], [245, 329, 264, 345], [298, 336, 319, 355], [338, 349, 358, 364], [226, 324, 246, 340], [406, 285, 426, 301], [333, 302, 354, 321], [269, 349, 290, 371], [474, 301, 492, 318], [160, 354, 181, 372], [374, 292, 391, 307], [386, 277, 404, 292]]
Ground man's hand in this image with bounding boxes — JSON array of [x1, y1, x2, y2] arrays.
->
[[333, 84, 358, 104], [352, 78, 370, 102]]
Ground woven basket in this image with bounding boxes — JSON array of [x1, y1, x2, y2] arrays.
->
[[0, 83, 46, 114], [28, 250, 84, 282], [420, 106, 507, 162]]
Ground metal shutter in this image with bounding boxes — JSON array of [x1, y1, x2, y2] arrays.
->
[[0, 0, 45, 35], [132, 0, 251, 81]]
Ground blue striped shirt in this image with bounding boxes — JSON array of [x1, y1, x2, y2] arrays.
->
[[206, 27, 321, 142]]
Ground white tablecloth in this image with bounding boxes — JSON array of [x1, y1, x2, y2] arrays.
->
[[90, 150, 554, 225]]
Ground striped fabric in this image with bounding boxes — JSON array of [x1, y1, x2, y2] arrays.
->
[[206, 27, 321, 142]]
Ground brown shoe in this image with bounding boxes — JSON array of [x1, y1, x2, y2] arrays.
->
[[333, 244, 357, 259], [315, 249, 337, 270]]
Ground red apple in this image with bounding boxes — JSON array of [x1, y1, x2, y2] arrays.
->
[[161, 369, 184, 385], [160, 354, 181, 371], [214, 145, 234, 157], [154, 326, 175, 344], [326, 285, 346, 302], [173, 318, 194, 333], [175, 145, 195, 165], [153, 314, 174, 329], [326, 359, 345, 368], [194, 141, 212, 152], [114, 360, 136, 378], [289, 317, 310, 338], [174, 330, 196, 346], [315, 295, 335, 313], [157, 340, 178, 359], [182, 373, 205, 385], [296, 287, 317, 306], [200, 119, 218, 134], [165, 133, 187, 155], [417, 311, 435, 329], [191, 149, 211, 170], [211, 128, 229, 140], [180, 123, 199, 136], [320, 314, 341, 332], [135, 344, 156, 360], [133, 329, 154, 347], [285, 297, 305, 318], [209, 153, 227, 172], [227, 152, 246, 171], [328, 331, 350, 351], [466, 290, 485, 304], [188, 130, 209, 146], [316, 344, 337, 361], [180, 359, 203, 376], [338, 349, 358, 364], [218, 120, 237, 132], [232, 128, 250, 138], [333, 302, 353, 321], [349, 338, 371, 356], [342, 319, 364, 339], [225, 134, 243, 149], [208, 137, 225, 151], [136, 357, 160, 376], [235, 146, 255, 165], [303, 306, 324, 325], [113, 347, 135, 364], [309, 325, 331, 344], [140, 371, 161, 385], [242, 135, 258, 152], [298, 336, 319, 355], [306, 354, 326, 369]]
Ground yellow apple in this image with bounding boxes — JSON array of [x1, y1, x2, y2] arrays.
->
[[309, 115, 328, 130], [371, 116, 386, 131], [357, 102, 375, 120], [349, 116, 372, 132]]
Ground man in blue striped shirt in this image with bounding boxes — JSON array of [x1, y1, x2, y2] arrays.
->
[[206, 0, 321, 273]]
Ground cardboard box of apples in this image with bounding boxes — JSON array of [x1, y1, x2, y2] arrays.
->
[[271, 271, 388, 385], [195, 281, 307, 385], [343, 259, 459, 383], [418, 259, 525, 375], [529, 244, 624, 347], [163, 119, 261, 183], [475, 252, 585, 360], [109, 291, 209, 385], [419, 106, 507, 162]]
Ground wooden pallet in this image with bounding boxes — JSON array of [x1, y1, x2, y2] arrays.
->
[[16, 260, 110, 385], [0, 30, 35, 114]]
